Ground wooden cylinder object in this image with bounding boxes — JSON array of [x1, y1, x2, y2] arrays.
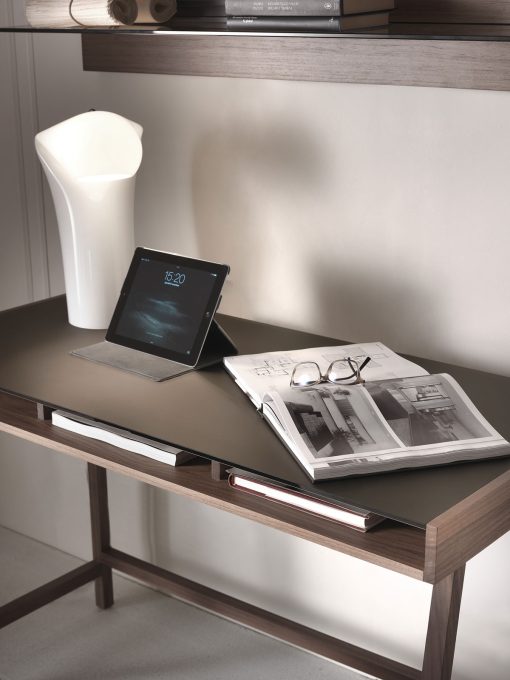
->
[[25, 0, 75, 28], [71, 0, 137, 25], [71, 0, 176, 25], [133, 0, 176, 24]]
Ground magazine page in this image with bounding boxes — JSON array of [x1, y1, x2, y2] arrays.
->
[[264, 373, 510, 479], [224, 342, 427, 409]]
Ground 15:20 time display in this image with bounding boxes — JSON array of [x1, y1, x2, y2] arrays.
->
[[164, 271, 186, 287]]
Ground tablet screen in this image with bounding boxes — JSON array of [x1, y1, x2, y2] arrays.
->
[[106, 248, 229, 366]]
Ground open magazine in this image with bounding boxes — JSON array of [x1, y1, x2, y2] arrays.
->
[[223, 343, 510, 481]]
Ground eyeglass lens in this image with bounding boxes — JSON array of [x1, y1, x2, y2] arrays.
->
[[327, 358, 359, 383], [291, 362, 321, 387]]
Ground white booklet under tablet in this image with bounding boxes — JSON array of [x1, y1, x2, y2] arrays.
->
[[72, 248, 237, 380], [52, 410, 194, 466]]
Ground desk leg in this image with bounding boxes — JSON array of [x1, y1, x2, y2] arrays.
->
[[87, 464, 114, 609], [422, 566, 465, 680]]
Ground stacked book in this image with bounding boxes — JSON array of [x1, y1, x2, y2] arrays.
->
[[225, 0, 395, 32], [51, 410, 195, 466]]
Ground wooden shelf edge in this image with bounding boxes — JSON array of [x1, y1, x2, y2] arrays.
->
[[82, 32, 510, 91], [424, 466, 510, 582]]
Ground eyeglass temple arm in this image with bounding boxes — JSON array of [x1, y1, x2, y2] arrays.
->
[[346, 356, 371, 375], [358, 356, 371, 371]]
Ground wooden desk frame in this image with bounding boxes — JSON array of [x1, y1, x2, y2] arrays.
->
[[2, 395, 509, 679]]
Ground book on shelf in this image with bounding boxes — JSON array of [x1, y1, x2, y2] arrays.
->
[[225, 0, 395, 17], [176, 0, 227, 16], [223, 343, 510, 481], [51, 410, 195, 466], [391, 0, 510, 25], [229, 470, 385, 531], [226, 12, 389, 30]]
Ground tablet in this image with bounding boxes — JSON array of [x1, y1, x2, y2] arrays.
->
[[106, 248, 229, 367]]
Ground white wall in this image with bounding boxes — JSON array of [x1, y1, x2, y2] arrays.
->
[[0, 5, 33, 311], [1, 24, 510, 679]]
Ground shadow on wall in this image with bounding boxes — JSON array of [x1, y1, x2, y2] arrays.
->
[[189, 117, 327, 320], [147, 490, 306, 619], [189, 116, 440, 357], [308, 258, 439, 355], [146, 488, 428, 668]]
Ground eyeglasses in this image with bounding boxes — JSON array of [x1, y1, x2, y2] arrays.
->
[[290, 356, 371, 388]]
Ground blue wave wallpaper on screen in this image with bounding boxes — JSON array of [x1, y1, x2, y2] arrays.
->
[[116, 257, 218, 357]]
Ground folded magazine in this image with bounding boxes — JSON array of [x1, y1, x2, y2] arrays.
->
[[224, 342, 510, 481]]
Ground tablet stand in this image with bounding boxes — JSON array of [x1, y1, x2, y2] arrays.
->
[[71, 319, 237, 381]]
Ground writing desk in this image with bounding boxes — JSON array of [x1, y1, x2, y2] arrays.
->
[[1, 296, 510, 680]]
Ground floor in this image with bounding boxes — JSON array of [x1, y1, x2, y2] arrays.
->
[[0, 526, 369, 680]]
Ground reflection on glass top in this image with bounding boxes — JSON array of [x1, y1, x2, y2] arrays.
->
[[3, 17, 510, 40]]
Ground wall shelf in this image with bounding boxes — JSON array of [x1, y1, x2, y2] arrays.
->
[[80, 28, 510, 91], [4, 2, 510, 90]]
